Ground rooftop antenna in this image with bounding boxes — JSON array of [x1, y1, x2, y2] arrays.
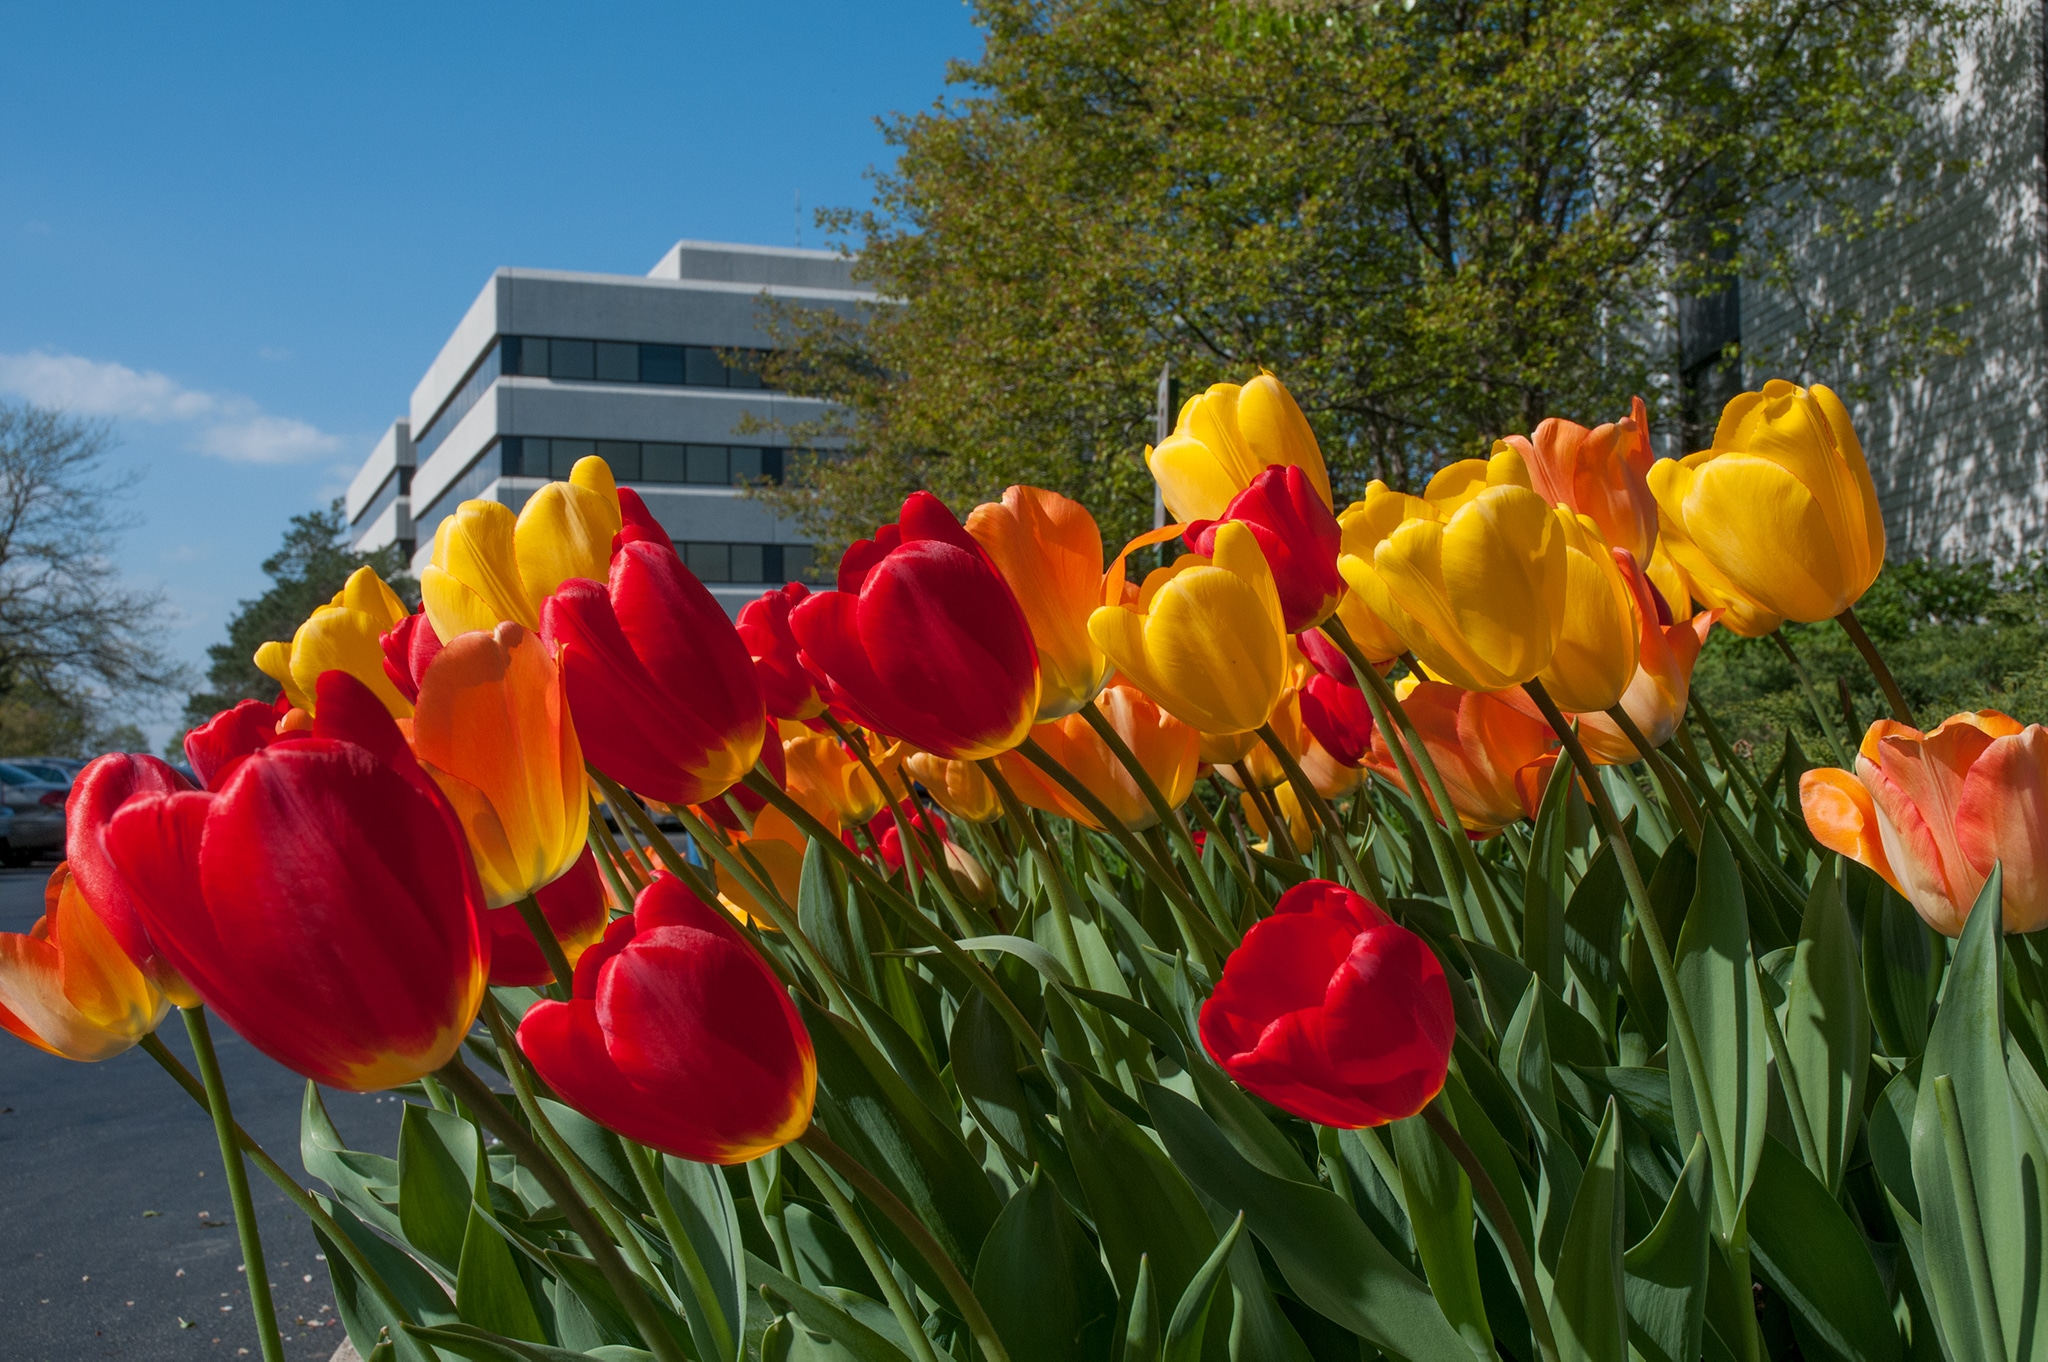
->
[[794, 190, 801, 248]]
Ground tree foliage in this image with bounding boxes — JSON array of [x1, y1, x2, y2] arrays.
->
[[179, 502, 414, 735], [0, 401, 179, 754], [757, 0, 1974, 561]]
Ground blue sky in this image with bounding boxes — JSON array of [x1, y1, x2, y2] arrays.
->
[[0, 1, 979, 743]]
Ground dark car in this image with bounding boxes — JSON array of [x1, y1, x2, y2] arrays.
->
[[0, 761, 66, 866]]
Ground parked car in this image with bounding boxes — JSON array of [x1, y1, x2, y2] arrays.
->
[[0, 762, 68, 866], [4, 757, 80, 786]]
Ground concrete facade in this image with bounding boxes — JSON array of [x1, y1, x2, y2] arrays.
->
[[344, 239, 869, 614], [1739, 0, 2047, 562]]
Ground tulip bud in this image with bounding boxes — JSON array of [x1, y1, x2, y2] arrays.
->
[[781, 724, 878, 830], [1185, 465, 1343, 633], [1572, 551, 1715, 763], [255, 566, 414, 717], [380, 607, 444, 705], [791, 493, 1041, 760], [102, 673, 490, 1091], [1300, 673, 1375, 768], [1501, 397, 1660, 564], [183, 701, 281, 792], [1802, 712, 2048, 936], [519, 872, 816, 1162], [1149, 372, 1332, 523], [967, 486, 1115, 720], [0, 864, 172, 1061], [1089, 520, 1288, 737], [903, 751, 1000, 824], [738, 583, 827, 722], [1532, 511, 1640, 715], [1201, 880, 1453, 1127], [1367, 681, 1558, 834]]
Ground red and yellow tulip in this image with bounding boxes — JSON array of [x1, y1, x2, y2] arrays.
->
[[0, 864, 171, 1062]]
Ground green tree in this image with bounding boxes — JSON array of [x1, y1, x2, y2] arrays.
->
[[757, 0, 1973, 560], [179, 502, 415, 737]]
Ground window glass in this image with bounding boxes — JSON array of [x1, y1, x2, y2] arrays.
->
[[512, 438, 549, 477], [684, 347, 725, 387], [761, 448, 785, 482], [640, 344, 683, 384], [597, 440, 641, 481], [549, 339, 595, 381], [642, 443, 685, 482], [684, 542, 731, 582], [596, 342, 639, 382], [782, 545, 816, 582], [686, 445, 728, 484], [726, 350, 764, 390], [728, 447, 763, 484], [729, 544, 765, 583], [509, 337, 549, 376], [551, 438, 594, 478]]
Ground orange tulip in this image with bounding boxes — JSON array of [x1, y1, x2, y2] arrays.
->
[[998, 679, 1199, 831], [904, 751, 1000, 823], [967, 486, 1115, 720], [781, 723, 881, 828], [716, 806, 811, 930], [1499, 397, 1659, 564], [1368, 681, 1559, 835], [1574, 554, 1717, 763], [0, 864, 171, 1061], [408, 622, 588, 909], [1801, 712, 2048, 936]]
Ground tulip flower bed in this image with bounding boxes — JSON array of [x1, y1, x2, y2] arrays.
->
[[7, 374, 2048, 1362]]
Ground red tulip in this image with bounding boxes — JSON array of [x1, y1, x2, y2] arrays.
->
[[738, 582, 826, 722], [1297, 628, 1359, 688], [102, 672, 490, 1091], [1299, 673, 1375, 768], [66, 754, 199, 1006], [518, 871, 815, 1163], [1185, 465, 1343, 633], [182, 700, 280, 791], [541, 489, 767, 807], [870, 801, 948, 872], [788, 492, 1040, 761], [1200, 879, 1453, 1128], [696, 730, 788, 833], [380, 606, 444, 705], [485, 847, 609, 988]]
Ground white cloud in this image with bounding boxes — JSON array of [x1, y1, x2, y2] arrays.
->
[[0, 349, 342, 464]]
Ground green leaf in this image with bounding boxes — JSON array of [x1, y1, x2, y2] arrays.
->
[[1851, 863, 1936, 1058], [800, 840, 870, 996], [1747, 1134, 1900, 1362], [311, 1194, 453, 1362], [1163, 1214, 1243, 1362], [1524, 753, 1580, 991], [750, 1254, 916, 1362], [660, 1154, 747, 1362], [1622, 1135, 1710, 1362], [301, 1081, 404, 1240], [800, 997, 1002, 1298], [1865, 1059, 1919, 1220], [1669, 824, 1769, 1226], [456, 1115, 546, 1345], [537, 1097, 645, 1212], [1563, 841, 1626, 1037], [1125, 1255, 1161, 1362], [1779, 858, 1871, 1191], [1550, 1099, 1626, 1362], [1145, 1083, 1474, 1362], [397, 1102, 482, 1279], [1909, 868, 2048, 1361], [402, 1322, 634, 1362], [946, 988, 1035, 1172], [972, 1169, 1117, 1362], [1499, 978, 1582, 1271], [844, 988, 953, 1124], [1391, 1112, 1492, 1358]]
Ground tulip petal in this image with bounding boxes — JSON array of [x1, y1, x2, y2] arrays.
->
[[1683, 453, 1851, 624], [1955, 726, 2048, 933], [516, 470, 620, 611], [1800, 768, 1898, 892]]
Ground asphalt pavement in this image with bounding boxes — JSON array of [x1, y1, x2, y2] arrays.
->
[[0, 863, 409, 1362]]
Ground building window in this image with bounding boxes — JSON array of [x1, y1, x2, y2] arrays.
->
[[501, 335, 776, 391], [672, 541, 814, 585], [414, 341, 502, 462], [351, 466, 412, 530]]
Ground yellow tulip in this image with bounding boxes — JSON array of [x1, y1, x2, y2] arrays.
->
[[1240, 782, 1313, 854], [997, 679, 1200, 830], [0, 865, 171, 1062], [1532, 511, 1640, 715], [423, 456, 623, 640], [1214, 684, 1306, 792], [410, 622, 588, 909], [716, 806, 809, 931], [1089, 521, 1288, 736], [903, 751, 1000, 823], [1199, 729, 1259, 766], [966, 486, 1114, 720], [254, 565, 413, 717], [1148, 372, 1332, 523], [1651, 380, 1884, 624], [1338, 454, 1567, 693], [782, 722, 882, 828], [1575, 555, 1716, 764]]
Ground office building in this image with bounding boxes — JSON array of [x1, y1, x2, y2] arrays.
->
[[344, 239, 870, 614]]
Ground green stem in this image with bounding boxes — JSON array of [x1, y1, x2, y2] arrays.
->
[[1835, 605, 1914, 726], [1255, 722, 1383, 901], [180, 1009, 286, 1362], [1683, 700, 1758, 816], [784, 1139, 944, 1362], [627, 1141, 737, 1362], [1421, 1100, 1560, 1362], [589, 809, 647, 903], [435, 1059, 689, 1362], [823, 714, 972, 922], [477, 996, 675, 1306], [979, 757, 1090, 985], [512, 894, 575, 1000], [1604, 707, 1703, 850], [797, 1128, 1013, 1362], [587, 766, 721, 901], [141, 1033, 415, 1337], [1768, 629, 1852, 765], [1522, 679, 1741, 1229], [1234, 767, 1303, 865], [1182, 786, 1268, 918], [1014, 734, 1227, 971]]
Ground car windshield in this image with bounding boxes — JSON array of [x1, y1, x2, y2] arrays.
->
[[0, 763, 36, 786], [6, 762, 70, 783]]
